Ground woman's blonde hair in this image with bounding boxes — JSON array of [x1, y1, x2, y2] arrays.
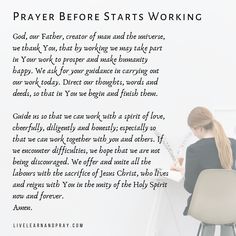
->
[[187, 106, 233, 169]]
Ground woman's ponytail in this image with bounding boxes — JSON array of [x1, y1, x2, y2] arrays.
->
[[213, 119, 233, 169], [188, 107, 233, 169]]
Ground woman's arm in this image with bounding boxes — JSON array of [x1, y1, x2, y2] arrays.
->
[[184, 145, 201, 193]]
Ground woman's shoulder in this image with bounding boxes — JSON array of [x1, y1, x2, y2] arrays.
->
[[186, 139, 214, 159], [229, 138, 236, 149], [229, 137, 236, 143], [187, 137, 236, 154], [187, 138, 215, 150]]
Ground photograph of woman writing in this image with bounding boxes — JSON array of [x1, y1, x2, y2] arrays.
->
[[173, 106, 236, 236]]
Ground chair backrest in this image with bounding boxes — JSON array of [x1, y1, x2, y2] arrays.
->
[[188, 169, 236, 225]]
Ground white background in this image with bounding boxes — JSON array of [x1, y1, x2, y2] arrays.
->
[[0, 0, 236, 236]]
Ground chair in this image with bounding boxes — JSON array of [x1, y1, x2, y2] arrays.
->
[[187, 169, 236, 236]]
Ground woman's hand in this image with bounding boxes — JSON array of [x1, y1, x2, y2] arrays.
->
[[170, 158, 185, 175]]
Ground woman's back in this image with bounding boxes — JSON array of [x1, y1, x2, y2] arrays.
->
[[184, 137, 236, 194]]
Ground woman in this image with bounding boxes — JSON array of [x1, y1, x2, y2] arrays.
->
[[174, 107, 236, 236]]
